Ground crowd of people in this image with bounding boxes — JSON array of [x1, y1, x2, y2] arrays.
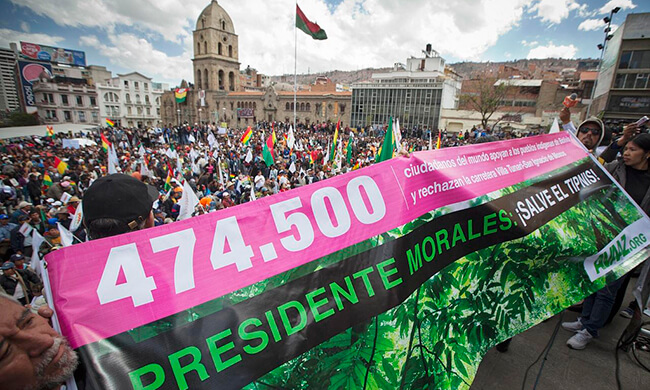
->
[[0, 109, 648, 389]]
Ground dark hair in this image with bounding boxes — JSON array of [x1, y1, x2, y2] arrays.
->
[[86, 217, 147, 240], [629, 133, 650, 152]]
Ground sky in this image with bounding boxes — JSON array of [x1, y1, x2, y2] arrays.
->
[[0, 0, 647, 86]]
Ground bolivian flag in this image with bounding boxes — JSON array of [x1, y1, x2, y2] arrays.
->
[[175, 88, 188, 103], [240, 126, 253, 145], [54, 157, 68, 175], [436, 131, 442, 149], [101, 133, 111, 152], [352, 161, 360, 170], [43, 173, 53, 187], [46, 125, 55, 138], [164, 165, 174, 192], [331, 120, 340, 161], [105, 118, 115, 127]]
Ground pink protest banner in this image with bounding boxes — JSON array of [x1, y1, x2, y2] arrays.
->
[[45, 133, 588, 349]]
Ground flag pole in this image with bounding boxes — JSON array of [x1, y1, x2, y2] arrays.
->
[[293, 1, 298, 134]]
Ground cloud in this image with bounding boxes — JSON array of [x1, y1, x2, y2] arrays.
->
[[520, 40, 539, 47], [528, 0, 586, 24], [13, 0, 534, 82], [79, 33, 193, 84], [0, 28, 64, 47], [598, 0, 636, 14], [527, 42, 577, 58], [20, 22, 30, 33], [578, 18, 620, 32], [10, 0, 204, 43], [578, 18, 605, 31]]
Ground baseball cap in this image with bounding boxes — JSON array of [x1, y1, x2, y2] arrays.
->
[[9, 254, 24, 262], [83, 174, 159, 229], [0, 214, 8, 220], [0, 261, 14, 270], [18, 201, 32, 209]]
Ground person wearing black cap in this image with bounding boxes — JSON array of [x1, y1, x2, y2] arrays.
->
[[83, 174, 159, 240]]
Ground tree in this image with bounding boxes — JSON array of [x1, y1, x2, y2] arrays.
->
[[459, 78, 515, 130], [8, 111, 39, 127]]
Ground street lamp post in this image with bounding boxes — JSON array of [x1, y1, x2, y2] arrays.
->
[[586, 6, 621, 117], [177, 109, 181, 126], [198, 108, 202, 125]]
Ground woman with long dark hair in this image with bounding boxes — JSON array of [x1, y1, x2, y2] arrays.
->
[[562, 132, 650, 349]]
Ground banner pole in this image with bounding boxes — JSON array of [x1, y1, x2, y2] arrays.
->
[[293, 1, 298, 134]]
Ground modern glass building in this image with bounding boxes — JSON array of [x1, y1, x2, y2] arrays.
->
[[351, 45, 460, 131]]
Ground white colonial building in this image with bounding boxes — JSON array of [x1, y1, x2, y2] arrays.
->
[[93, 70, 167, 128]]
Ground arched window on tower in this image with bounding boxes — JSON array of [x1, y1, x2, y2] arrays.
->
[[201, 18, 205, 29], [204, 41, 207, 54], [286, 102, 290, 110], [228, 72, 235, 91], [218, 42, 222, 55], [197, 43, 201, 55], [306, 103, 311, 111], [204, 69, 209, 90], [228, 45, 233, 57], [221, 20, 226, 30], [196, 71, 202, 89], [300, 102, 305, 111], [218, 70, 225, 90]]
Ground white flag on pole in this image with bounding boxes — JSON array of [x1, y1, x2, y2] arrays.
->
[[138, 144, 146, 156], [287, 125, 295, 150], [218, 158, 225, 187], [245, 149, 253, 163], [108, 144, 119, 174], [250, 183, 256, 201], [178, 180, 200, 220], [57, 223, 74, 247], [394, 118, 402, 150], [30, 230, 45, 270], [549, 117, 560, 134], [207, 132, 217, 149], [69, 203, 84, 232], [289, 161, 296, 173]]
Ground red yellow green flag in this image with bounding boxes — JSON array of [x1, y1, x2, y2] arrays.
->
[[43, 173, 53, 187], [105, 118, 115, 127], [331, 120, 340, 161], [101, 133, 111, 152], [174, 88, 187, 103], [46, 125, 55, 138], [164, 164, 174, 192], [54, 157, 68, 175], [240, 126, 253, 145], [436, 132, 442, 149]]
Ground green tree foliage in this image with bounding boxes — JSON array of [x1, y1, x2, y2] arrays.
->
[[245, 176, 646, 389]]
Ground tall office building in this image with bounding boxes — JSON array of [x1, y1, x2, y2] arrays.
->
[[0, 47, 20, 113], [591, 12, 650, 120], [350, 45, 461, 131]]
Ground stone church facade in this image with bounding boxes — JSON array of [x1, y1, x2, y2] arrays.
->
[[161, 0, 351, 128]]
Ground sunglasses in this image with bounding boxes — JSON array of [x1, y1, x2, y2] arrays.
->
[[579, 127, 601, 136]]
